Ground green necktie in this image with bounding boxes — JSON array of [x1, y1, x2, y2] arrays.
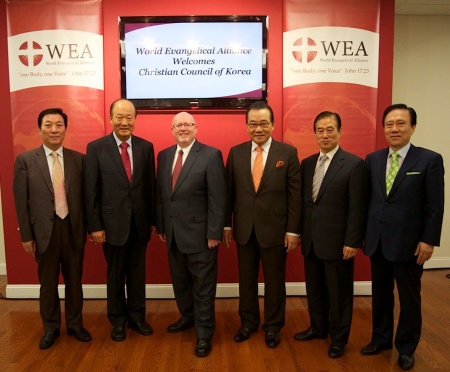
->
[[386, 152, 399, 195]]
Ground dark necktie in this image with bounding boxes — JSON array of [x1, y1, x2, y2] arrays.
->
[[172, 149, 183, 191], [120, 142, 132, 182], [312, 154, 328, 202]]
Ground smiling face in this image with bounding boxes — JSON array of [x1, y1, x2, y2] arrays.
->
[[383, 108, 416, 151], [39, 114, 66, 151], [314, 115, 341, 154], [171, 111, 197, 148], [246, 108, 274, 145], [110, 100, 136, 141]]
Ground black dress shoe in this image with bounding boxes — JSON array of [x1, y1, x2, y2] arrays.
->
[[39, 329, 60, 349], [167, 318, 195, 333], [67, 327, 92, 342], [111, 324, 126, 341], [265, 331, 280, 348], [128, 321, 153, 336], [195, 338, 212, 357], [328, 345, 345, 359], [234, 327, 254, 342], [360, 342, 393, 355], [294, 327, 327, 341], [398, 354, 415, 370]]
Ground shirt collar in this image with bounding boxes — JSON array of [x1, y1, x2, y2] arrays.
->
[[177, 138, 196, 153], [319, 145, 339, 160], [252, 137, 272, 152], [113, 132, 132, 147], [389, 143, 410, 159], [43, 144, 63, 157]]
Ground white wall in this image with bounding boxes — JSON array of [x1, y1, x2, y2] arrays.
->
[[393, 15, 450, 268], [1, 14, 449, 274]]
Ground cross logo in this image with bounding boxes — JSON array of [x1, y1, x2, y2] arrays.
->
[[292, 37, 318, 63], [18, 41, 43, 66]]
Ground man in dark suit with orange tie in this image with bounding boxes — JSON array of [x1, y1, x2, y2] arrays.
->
[[361, 104, 444, 370], [293, 111, 368, 359], [85, 99, 156, 341], [13, 107, 91, 349], [156, 112, 226, 357], [224, 101, 302, 348]]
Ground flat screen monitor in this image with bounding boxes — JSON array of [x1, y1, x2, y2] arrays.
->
[[119, 15, 268, 110]]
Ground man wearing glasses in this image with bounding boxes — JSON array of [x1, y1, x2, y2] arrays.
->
[[156, 112, 226, 357], [223, 101, 301, 348]]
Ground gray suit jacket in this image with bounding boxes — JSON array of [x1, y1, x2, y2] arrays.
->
[[13, 145, 86, 253], [85, 133, 156, 246], [300, 147, 368, 260], [225, 139, 302, 248], [156, 140, 226, 253]]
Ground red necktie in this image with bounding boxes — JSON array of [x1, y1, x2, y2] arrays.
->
[[172, 149, 183, 191], [120, 142, 132, 182]]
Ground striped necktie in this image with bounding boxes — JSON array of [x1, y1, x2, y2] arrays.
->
[[312, 154, 328, 202]]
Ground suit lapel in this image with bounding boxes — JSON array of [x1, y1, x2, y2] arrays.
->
[[315, 148, 344, 201], [375, 148, 389, 199], [305, 154, 319, 201], [34, 146, 53, 194], [62, 148, 73, 193], [173, 141, 200, 193], [388, 144, 420, 197], [106, 133, 130, 184], [258, 140, 279, 192]]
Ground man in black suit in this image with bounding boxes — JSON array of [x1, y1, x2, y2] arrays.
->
[[223, 101, 302, 348], [156, 112, 226, 357], [85, 99, 156, 341], [13, 108, 91, 349], [361, 104, 444, 370], [293, 111, 368, 359]]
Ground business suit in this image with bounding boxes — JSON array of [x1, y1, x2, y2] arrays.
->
[[85, 132, 156, 326], [156, 140, 226, 339], [13, 145, 86, 333], [225, 139, 302, 332], [300, 147, 368, 347], [364, 144, 444, 355]]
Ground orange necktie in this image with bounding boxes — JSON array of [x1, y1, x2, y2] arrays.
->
[[252, 146, 263, 191]]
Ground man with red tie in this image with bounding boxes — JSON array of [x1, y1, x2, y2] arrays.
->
[[85, 99, 156, 341]]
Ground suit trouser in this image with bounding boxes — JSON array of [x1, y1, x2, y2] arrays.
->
[[237, 231, 287, 333], [103, 220, 147, 326], [36, 214, 84, 332], [370, 247, 423, 355], [168, 236, 218, 339], [304, 246, 354, 347]]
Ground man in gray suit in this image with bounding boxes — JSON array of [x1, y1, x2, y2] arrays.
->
[[13, 107, 91, 349], [224, 101, 302, 348], [156, 112, 226, 357], [85, 99, 156, 341], [293, 111, 368, 359]]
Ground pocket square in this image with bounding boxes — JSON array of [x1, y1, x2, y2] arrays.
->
[[276, 161, 284, 168], [406, 171, 421, 175]]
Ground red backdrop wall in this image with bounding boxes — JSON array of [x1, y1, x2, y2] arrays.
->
[[0, 0, 394, 287]]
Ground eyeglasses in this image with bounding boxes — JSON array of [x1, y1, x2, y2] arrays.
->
[[172, 122, 196, 129], [247, 121, 271, 129]]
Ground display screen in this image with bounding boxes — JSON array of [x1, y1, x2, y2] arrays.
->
[[119, 16, 268, 110]]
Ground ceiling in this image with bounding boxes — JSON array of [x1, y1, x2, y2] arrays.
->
[[395, 0, 450, 15]]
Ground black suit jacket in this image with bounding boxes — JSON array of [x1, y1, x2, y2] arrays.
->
[[156, 140, 226, 253], [225, 139, 302, 247], [85, 133, 156, 246], [13, 146, 86, 253], [301, 147, 368, 260], [364, 144, 444, 262]]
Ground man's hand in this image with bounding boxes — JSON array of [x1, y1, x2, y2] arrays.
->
[[343, 246, 358, 260], [91, 230, 106, 244], [284, 234, 299, 252], [415, 242, 434, 265], [223, 229, 233, 248], [22, 240, 36, 256], [208, 239, 221, 249]]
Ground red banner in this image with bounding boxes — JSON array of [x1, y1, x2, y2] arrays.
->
[[283, 0, 380, 160], [7, 0, 105, 156]]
